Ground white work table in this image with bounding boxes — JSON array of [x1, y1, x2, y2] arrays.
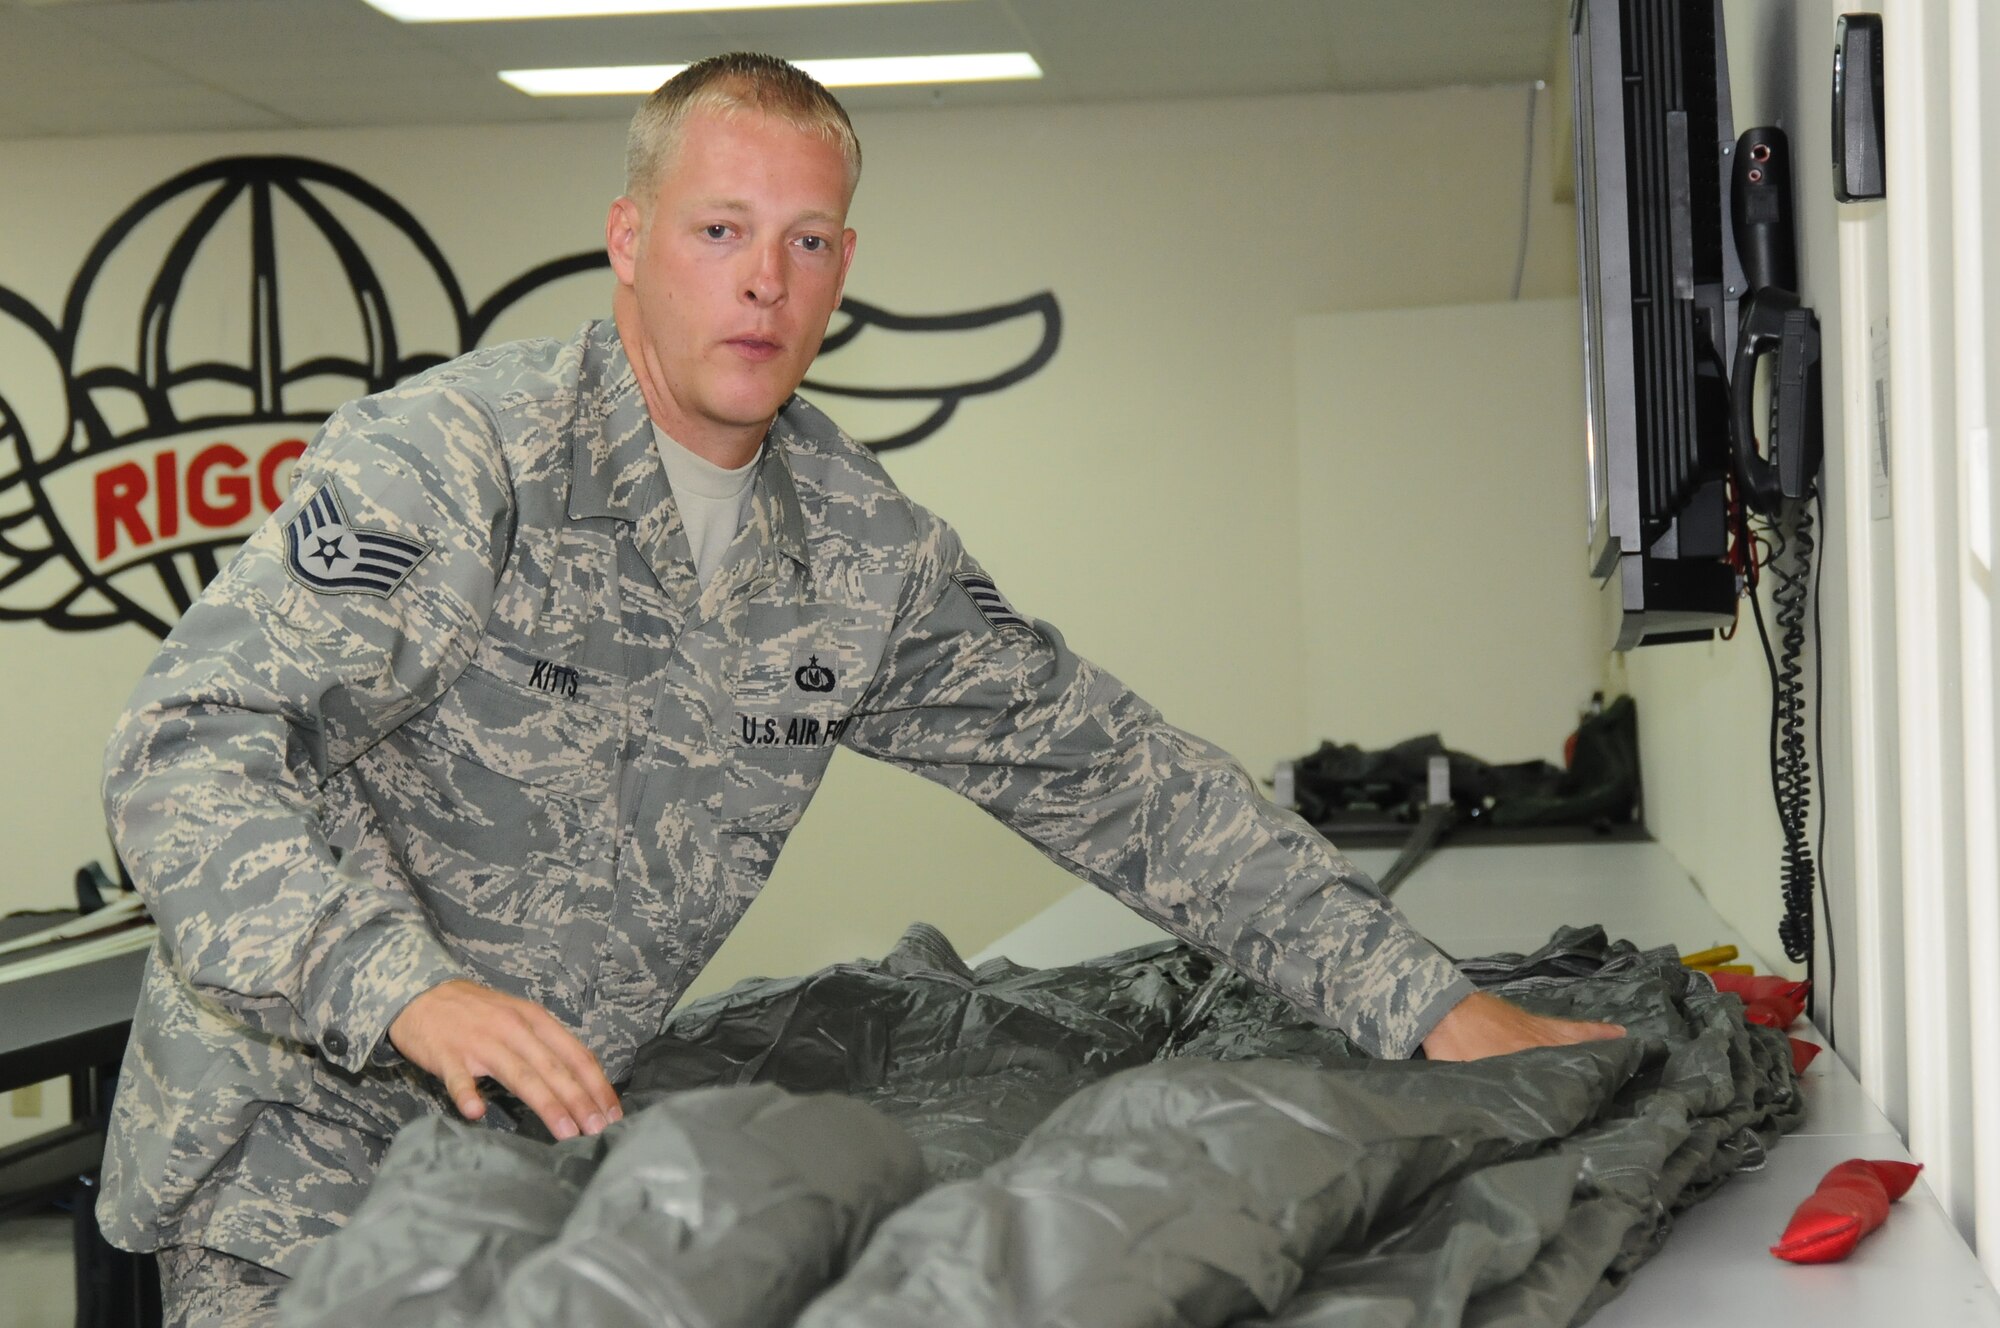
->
[[975, 839, 2000, 1327]]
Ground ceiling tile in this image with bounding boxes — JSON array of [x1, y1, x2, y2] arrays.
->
[[424, 6, 1021, 75], [26, 83, 289, 134], [227, 73, 544, 126], [703, 2, 1021, 56], [0, 9, 191, 93], [51, 0, 459, 80], [378, 11, 746, 73], [1325, 0, 1561, 88]]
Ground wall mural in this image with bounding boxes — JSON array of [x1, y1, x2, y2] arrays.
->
[[0, 156, 1061, 636]]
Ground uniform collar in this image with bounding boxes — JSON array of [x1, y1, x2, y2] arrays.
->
[[567, 320, 667, 524], [568, 319, 810, 574], [748, 413, 811, 572]]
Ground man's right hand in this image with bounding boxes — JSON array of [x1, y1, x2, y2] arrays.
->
[[1420, 989, 1625, 1062], [388, 979, 622, 1139]]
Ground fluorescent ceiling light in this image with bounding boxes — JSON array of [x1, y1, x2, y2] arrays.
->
[[369, 0, 961, 19], [501, 53, 1043, 95]]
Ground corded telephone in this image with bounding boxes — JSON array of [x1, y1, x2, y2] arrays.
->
[[1727, 125, 1827, 992]]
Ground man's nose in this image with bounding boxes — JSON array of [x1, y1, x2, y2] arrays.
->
[[741, 240, 786, 306]]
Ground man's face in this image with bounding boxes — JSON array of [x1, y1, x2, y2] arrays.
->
[[607, 109, 857, 458]]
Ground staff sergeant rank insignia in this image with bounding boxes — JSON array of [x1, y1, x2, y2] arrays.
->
[[283, 484, 432, 598], [952, 572, 1033, 633]]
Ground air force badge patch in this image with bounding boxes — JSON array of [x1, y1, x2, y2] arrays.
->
[[283, 484, 431, 597], [952, 572, 1033, 633]]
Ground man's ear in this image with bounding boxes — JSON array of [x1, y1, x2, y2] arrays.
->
[[605, 196, 642, 285]]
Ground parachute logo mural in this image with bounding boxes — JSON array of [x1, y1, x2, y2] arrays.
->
[[0, 155, 1060, 637]]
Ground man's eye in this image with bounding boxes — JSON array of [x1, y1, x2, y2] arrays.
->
[[798, 235, 825, 252], [703, 224, 730, 240]]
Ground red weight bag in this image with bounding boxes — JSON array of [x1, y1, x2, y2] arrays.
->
[[1770, 1159, 1924, 1264]]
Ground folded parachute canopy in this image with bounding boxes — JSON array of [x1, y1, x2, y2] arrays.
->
[[280, 924, 1807, 1328], [1770, 1160, 1924, 1264]]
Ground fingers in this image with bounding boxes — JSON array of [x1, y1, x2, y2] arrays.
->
[[394, 980, 623, 1138], [477, 1008, 620, 1140], [1424, 992, 1631, 1060], [1543, 1017, 1626, 1046], [472, 1038, 582, 1139], [442, 1065, 486, 1121], [527, 1006, 623, 1124], [1533, 1016, 1607, 1040], [512, 1009, 617, 1135]]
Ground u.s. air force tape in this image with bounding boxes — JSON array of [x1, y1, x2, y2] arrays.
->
[[952, 572, 1033, 632], [283, 483, 431, 598]]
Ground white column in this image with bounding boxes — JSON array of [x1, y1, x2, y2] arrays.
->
[[1949, 0, 2000, 1278], [1835, 150, 1904, 1131], [1885, 0, 1974, 1238]]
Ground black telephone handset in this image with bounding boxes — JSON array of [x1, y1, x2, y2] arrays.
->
[[1731, 288, 1823, 514], [1729, 127, 1823, 516]]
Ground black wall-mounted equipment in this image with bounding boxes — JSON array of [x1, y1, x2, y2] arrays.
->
[[1833, 14, 1886, 202], [1571, 0, 1745, 649]]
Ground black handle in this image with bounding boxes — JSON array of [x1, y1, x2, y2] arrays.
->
[[1731, 288, 1823, 515], [1834, 14, 1887, 202], [1733, 127, 1798, 294]]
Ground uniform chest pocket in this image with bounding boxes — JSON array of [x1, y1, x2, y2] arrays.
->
[[722, 603, 884, 728], [380, 665, 618, 1002], [711, 602, 886, 831], [402, 662, 620, 800]]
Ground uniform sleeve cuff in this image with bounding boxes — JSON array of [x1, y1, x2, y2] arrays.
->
[[1400, 971, 1478, 1058], [1318, 922, 1477, 1060], [303, 909, 466, 1074]]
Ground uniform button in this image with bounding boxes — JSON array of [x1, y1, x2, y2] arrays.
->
[[323, 1030, 350, 1060]]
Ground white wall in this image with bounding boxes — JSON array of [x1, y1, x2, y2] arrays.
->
[[1295, 300, 1604, 767]]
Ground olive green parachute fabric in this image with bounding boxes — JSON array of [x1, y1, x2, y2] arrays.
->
[[280, 924, 1803, 1327]]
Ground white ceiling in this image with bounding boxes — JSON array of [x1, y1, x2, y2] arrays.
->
[[0, 0, 1570, 139]]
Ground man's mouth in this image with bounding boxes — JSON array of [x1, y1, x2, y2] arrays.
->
[[724, 336, 782, 363]]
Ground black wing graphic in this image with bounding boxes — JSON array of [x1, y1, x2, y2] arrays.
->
[[805, 292, 1062, 452]]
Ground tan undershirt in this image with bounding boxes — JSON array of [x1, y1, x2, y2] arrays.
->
[[654, 426, 760, 590]]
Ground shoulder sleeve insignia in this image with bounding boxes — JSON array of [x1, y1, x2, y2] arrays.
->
[[952, 572, 1033, 633], [283, 483, 432, 598]]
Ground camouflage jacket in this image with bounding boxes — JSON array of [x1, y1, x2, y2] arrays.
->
[[98, 318, 1474, 1271]]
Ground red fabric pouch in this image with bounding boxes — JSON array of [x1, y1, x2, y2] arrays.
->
[[1770, 1159, 1924, 1264], [1709, 972, 1811, 1028]]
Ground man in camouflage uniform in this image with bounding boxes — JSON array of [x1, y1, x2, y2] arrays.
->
[[100, 54, 1619, 1325]]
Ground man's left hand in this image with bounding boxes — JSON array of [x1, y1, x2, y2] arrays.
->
[[1420, 990, 1625, 1062]]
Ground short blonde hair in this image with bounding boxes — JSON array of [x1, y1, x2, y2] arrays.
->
[[625, 53, 862, 209]]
